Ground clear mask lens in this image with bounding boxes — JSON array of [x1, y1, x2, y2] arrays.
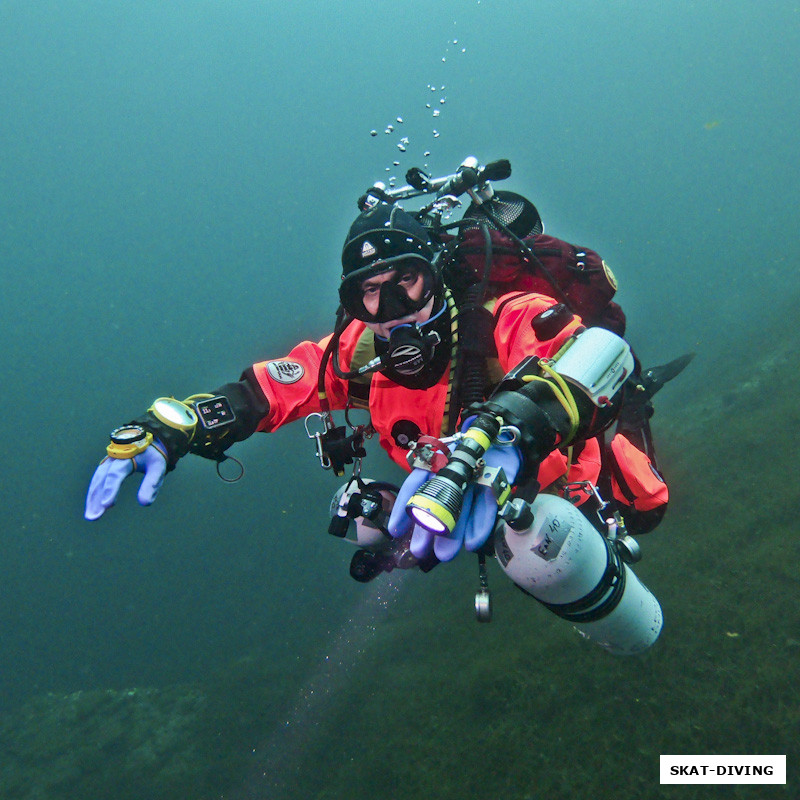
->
[[340, 257, 436, 323]]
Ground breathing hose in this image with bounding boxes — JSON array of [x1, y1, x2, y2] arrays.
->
[[454, 220, 494, 413]]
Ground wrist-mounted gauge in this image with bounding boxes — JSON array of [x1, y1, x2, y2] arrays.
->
[[149, 397, 199, 434]]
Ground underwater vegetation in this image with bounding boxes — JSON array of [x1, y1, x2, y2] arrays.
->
[[2, 294, 798, 800]]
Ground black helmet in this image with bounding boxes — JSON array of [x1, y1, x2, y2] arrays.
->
[[462, 190, 544, 239], [341, 202, 435, 276], [339, 203, 441, 323]]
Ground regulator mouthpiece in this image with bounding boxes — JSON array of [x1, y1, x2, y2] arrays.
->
[[385, 323, 441, 376]]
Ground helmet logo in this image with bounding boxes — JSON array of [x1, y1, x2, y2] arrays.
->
[[360, 240, 377, 259]]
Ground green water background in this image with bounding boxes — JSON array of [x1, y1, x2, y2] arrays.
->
[[1, 1, 798, 797]]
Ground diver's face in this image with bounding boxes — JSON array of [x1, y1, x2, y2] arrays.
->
[[360, 267, 434, 338], [360, 266, 426, 317]]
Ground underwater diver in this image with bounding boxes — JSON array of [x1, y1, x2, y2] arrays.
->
[[85, 159, 686, 653]]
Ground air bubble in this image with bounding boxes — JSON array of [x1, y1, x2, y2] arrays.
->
[[370, 130, 377, 137]]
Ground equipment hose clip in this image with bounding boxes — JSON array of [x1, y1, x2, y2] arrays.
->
[[304, 412, 335, 470], [305, 411, 370, 476], [564, 479, 609, 512]]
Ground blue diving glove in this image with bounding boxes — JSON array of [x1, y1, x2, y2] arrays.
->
[[460, 443, 521, 552], [387, 466, 439, 559], [85, 441, 167, 521], [387, 462, 465, 562]]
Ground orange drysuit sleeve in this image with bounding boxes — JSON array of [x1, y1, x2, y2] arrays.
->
[[249, 322, 368, 432]]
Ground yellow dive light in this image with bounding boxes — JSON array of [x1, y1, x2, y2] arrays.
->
[[406, 414, 502, 536]]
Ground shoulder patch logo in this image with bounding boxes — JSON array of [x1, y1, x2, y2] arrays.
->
[[266, 360, 305, 384], [602, 260, 618, 291], [361, 240, 377, 259]]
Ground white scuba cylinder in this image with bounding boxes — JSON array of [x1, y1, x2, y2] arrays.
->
[[329, 479, 419, 577], [329, 478, 397, 549], [494, 493, 662, 655]]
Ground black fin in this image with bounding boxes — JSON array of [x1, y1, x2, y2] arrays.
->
[[642, 353, 695, 398]]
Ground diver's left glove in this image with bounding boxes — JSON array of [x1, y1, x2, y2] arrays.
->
[[85, 427, 168, 520], [459, 442, 521, 552]]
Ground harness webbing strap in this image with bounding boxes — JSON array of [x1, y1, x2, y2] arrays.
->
[[440, 289, 459, 436]]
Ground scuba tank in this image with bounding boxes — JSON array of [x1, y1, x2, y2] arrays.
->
[[328, 478, 423, 582], [494, 493, 662, 655]]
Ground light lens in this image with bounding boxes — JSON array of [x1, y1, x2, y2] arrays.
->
[[408, 505, 449, 534]]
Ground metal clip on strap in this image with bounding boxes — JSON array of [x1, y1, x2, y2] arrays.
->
[[305, 413, 333, 470]]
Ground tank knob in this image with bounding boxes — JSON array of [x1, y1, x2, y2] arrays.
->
[[475, 589, 492, 623], [499, 497, 534, 531]]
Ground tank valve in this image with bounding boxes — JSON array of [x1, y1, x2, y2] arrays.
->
[[498, 497, 534, 531], [615, 535, 642, 564], [605, 512, 642, 563]]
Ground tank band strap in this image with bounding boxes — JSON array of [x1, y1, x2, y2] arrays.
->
[[533, 538, 627, 623]]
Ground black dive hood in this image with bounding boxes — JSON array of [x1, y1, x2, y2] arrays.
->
[[339, 202, 441, 323]]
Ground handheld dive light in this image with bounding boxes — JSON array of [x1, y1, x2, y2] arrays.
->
[[406, 413, 502, 536]]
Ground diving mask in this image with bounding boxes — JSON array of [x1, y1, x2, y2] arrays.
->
[[338, 256, 437, 323]]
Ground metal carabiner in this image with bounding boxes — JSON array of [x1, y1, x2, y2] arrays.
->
[[304, 413, 333, 470], [564, 479, 608, 511], [344, 402, 374, 439]]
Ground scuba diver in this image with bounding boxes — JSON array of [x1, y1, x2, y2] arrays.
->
[[86, 157, 689, 655]]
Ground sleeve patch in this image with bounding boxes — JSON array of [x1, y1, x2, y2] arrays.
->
[[266, 361, 305, 384]]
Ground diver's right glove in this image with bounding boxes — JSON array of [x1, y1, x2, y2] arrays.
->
[[84, 377, 269, 521], [85, 426, 168, 520], [386, 442, 521, 562], [387, 435, 459, 561]]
